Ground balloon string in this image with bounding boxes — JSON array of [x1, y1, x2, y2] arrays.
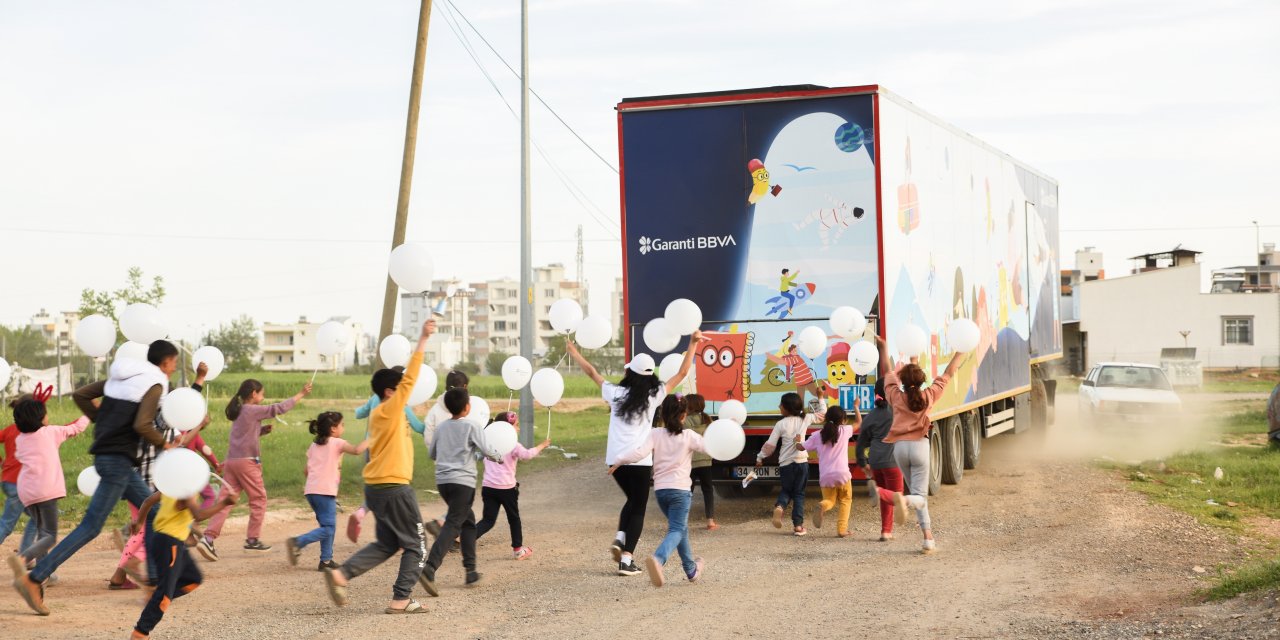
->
[[547, 407, 552, 442], [507, 391, 514, 412], [310, 368, 319, 384]]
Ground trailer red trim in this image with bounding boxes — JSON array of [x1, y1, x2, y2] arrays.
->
[[872, 92, 887, 339], [617, 110, 631, 358], [617, 85, 881, 112]]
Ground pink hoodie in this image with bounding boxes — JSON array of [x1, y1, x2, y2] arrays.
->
[[482, 444, 541, 490], [802, 425, 854, 487], [615, 428, 707, 491], [15, 417, 90, 506]]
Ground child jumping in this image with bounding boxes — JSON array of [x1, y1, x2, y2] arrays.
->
[[798, 405, 858, 537], [756, 392, 821, 536], [420, 389, 504, 592], [286, 411, 368, 571], [129, 490, 236, 639], [856, 378, 906, 541], [611, 394, 707, 587], [475, 412, 549, 560], [198, 378, 311, 560]]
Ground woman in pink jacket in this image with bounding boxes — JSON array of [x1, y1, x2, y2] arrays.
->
[[610, 395, 707, 588], [9, 391, 89, 570]]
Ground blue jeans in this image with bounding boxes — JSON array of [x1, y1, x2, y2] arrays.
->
[[296, 494, 337, 561], [0, 481, 36, 551], [31, 454, 151, 582], [776, 463, 808, 527], [653, 489, 696, 576]]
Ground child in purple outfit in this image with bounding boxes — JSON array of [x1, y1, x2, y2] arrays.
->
[[475, 412, 549, 560]]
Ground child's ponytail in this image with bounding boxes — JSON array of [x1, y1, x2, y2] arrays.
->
[[820, 406, 846, 445], [658, 395, 688, 435], [308, 411, 343, 445], [225, 379, 264, 421], [901, 365, 928, 413]]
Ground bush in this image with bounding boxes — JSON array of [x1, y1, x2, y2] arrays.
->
[[453, 361, 480, 376], [485, 351, 510, 375]]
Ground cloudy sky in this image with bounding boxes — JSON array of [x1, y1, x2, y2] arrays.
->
[[1, 0, 1277, 339]]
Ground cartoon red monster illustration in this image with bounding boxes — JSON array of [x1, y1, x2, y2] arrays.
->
[[694, 331, 754, 402]]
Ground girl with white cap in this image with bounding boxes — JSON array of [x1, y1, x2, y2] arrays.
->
[[566, 330, 705, 576]]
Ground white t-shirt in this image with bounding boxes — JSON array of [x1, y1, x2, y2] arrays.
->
[[602, 382, 665, 466], [422, 397, 489, 449]]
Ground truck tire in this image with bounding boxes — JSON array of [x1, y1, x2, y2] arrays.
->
[[1030, 371, 1049, 431], [940, 416, 964, 485], [928, 429, 942, 496], [962, 410, 981, 470]]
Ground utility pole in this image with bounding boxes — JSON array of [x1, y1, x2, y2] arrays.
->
[[378, 0, 434, 344], [1252, 220, 1261, 292], [518, 0, 535, 446]]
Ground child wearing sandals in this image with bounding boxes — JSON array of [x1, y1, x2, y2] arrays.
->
[[286, 411, 368, 571], [610, 395, 707, 588], [475, 412, 549, 560], [798, 405, 859, 537]]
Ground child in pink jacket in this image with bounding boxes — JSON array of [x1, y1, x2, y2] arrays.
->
[[610, 395, 707, 588], [798, 405, 859, 537], [9, 392, 89, 569], [475, 412, 549, 560]]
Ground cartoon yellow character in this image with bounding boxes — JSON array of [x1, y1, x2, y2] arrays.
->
[[747, 158, 781, 204], [820, 341, 856, 406]]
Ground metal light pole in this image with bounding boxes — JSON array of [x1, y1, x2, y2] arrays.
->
[[1252, 220, 1261, 292], [378, 0, 434, 345], [517, 0, 535, 446]]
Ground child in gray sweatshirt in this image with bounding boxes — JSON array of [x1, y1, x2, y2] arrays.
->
[[421, 389, 502, 592]]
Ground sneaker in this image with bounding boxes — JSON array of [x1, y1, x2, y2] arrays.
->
[[892, 492, 910, 525], [922, 539, 936, 555], [346, 513, 362, 544], [465, 571, 483, 587], [879, 533, 894, 542], [418, 566, 438, 597], [513, 547, 533, 560], [645, 556, 664, 588], [687, 557, 705, 583], [285, 537, 301, 567], [616, 560, 642, 576], [425, 519, 442, 537], [814, 505, 825, 529], [244, 539, 272, 553], [317, 560, 339, 572], [793, 526, 808, 537], [196, 537, 219, 562], [771, 506, 784, 529], [9, 554, 49, 616], [43, 573, 59, 588], [609, 540, 624, 562]]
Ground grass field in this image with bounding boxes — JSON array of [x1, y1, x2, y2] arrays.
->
[[200, 372, 602, 401], [5, 396, 612, 532], [1101, 402, 1280, 598]]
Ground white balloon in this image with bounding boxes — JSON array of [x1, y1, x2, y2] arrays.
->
[[153, 449, 210, 499], [483, 421, 518, 457], [0, 358, 9, 392], [114, 341, 149, 364], [468, 396, 490, 430], [378, 334, 412, 368], [161, 387, 207, 432], [574, 315, 613, 350], [501, 356, 533, 391], [664, 299, 703, 335], [658, 353, 686, 384], [829, 306, 867, 340], [530, 368, 565, 407], [75, 314, 116, 358], [548, 299, 584, 335], [798, 326, 828, 360], [897, 324, 928, 357], [407, 364, 440, 406], [850, 340, 879, 376], [388, 243, 435, 293], [316, 321, 350, 358], [191, 346, 225, 381], [703, 418, 747, 461], [119, 303, 167, 344], [642, 317, 679, 354], [77, 466, 100, 497], [947, 318, 981, 353], [718, 399, 747, 425]]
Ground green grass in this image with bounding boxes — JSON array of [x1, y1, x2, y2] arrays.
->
[[202, 372, 601, 401], [1201, 378, 1280, 394], [10, 398, 611, 531], [1206, 558, 1280, 600]]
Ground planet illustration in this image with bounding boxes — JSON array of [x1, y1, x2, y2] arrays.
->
[[834, 122, 864, 152]]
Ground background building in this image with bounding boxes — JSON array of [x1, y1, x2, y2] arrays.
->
[[28, 309, 80, 357], [261, 316, 369, 372]]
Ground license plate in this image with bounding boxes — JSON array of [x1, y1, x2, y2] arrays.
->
[[735, 466, 779, 479]]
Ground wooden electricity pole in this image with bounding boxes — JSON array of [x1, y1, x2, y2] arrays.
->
[[379, 0, 434, 344]]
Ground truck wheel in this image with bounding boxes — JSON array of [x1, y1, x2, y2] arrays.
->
[[928, 428, 942, 496], [962, 410, 982, 470], [940, 417, 964, 485], [1030, 373, 1048, 431]]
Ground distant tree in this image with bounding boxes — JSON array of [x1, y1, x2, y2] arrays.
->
[[78, 267, 166, 342], [485, 351, 510, 376], [453, 360, 480, 376], [203, 315, 260, 372], [0, 326, 57, 369]]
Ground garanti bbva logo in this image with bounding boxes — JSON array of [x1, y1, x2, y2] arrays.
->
[[638, 234, 736, 256]]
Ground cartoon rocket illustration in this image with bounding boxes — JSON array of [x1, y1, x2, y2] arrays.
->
[[747, 158, 782, 204]]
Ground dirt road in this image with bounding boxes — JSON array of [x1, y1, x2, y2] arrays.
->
[[4, 401, 1278, 639]]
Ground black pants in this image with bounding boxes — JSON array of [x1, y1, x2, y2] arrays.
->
[[476, 486, 522, 548], [426, 483, 476, 575], [135, 532, 202, 636], [612, 465, 650, 554], [22, 500, 58, 564], [342, 484, 426, 601], [690, 466, 715, 520]]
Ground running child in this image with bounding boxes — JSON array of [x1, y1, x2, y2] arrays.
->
[[346, 367, 424, 543], [610, 394, 707, 587], [475, 412, 549, 560], [0, 396, 37, 555], [756, 392, 822, 536], [798, 405, 858, 537], [855, 378, 906, 541], [286, 411, 368, 571], [683, 395, 718, 531]]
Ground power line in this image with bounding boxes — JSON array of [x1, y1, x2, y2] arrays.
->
[[0, 226, 616, 244], [442, 0, 619, 175], [1062, 224, 1280, 233]]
